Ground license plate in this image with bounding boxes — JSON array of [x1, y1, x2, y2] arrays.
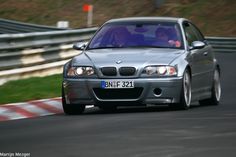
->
[[101, 80, 134, 89]]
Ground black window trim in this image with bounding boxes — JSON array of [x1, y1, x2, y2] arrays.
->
[[183, 21, 207, 46]]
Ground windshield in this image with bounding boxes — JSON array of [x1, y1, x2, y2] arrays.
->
[[88, 21, 184, 50]]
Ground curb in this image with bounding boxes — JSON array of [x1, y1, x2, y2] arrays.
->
[[0, 98, 94, 122], [0, 98, 63, 121]]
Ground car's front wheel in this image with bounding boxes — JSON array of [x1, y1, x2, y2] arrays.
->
[[62, 88, 85, 115], [180, 69, 192, 109], [199, 68, 221, 106], [170, 69, 192, 110]]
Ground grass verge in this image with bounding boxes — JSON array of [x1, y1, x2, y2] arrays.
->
[[0, 74, 62, 105]]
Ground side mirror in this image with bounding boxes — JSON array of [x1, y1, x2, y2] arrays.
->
[[190, 41, 206, 50], [73, 42, 88, 50]]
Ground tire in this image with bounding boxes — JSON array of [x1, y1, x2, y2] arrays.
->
[[199, 69, 221, 106], [62, 87, 85, 115], [170, 69, 192, 110]]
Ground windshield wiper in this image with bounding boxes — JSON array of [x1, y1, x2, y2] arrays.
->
[[127, 45, 182, 49], [87, 46, 123, 50], [87, 45, 180, 50]]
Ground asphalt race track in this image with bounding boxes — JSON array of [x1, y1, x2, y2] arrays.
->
[[0, 52, 236, 157]]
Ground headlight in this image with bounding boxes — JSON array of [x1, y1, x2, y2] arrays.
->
[[67, 66, 95, 77], [144, 66, 177, 76]]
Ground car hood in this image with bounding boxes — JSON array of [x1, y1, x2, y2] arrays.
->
[[72, 48, 185, 67]]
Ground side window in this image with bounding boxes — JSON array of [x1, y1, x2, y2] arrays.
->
[[183, 22, 198, 45], [190, 23, 205, 41]]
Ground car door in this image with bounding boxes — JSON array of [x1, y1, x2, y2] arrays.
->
[[183, 22, 214, 99]]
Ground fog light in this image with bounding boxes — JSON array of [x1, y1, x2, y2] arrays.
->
[[153, 88, 162, 96]]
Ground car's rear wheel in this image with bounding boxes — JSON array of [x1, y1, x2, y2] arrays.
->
[[199, 68, 221, 106], [62, 88, 85, 115], [170, 69, 191, 110]]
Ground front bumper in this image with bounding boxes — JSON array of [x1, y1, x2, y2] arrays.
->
[[63, 77, 183, 106]]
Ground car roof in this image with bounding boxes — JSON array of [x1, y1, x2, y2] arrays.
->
[[105, 17, 188, 24]]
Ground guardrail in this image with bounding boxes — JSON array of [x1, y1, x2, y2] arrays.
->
[[206, 36, 236, 53], [0, 29, 235, 85], [0, 27, 98, 85], [0, 18, 66, 34]]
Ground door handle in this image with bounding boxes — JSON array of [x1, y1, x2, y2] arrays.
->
[[203, 52, 208, 56]]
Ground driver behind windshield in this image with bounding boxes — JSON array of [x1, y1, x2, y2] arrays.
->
[[154, 27, 181, 48]]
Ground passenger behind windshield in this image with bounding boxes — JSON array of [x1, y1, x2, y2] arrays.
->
[[112, 27, 131, 47]]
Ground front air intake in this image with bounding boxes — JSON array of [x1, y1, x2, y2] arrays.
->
[[93, 88, 143, 99]]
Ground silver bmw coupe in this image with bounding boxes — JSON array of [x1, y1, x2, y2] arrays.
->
[[62, 17, 221, 114]]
